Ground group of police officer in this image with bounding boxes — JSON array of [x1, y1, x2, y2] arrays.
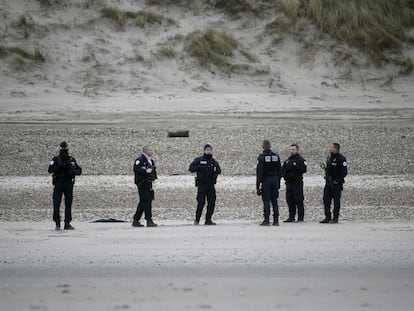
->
[[48, 141, 347, 230]]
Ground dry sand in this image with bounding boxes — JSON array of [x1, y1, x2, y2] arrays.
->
[[1, 221, 414, 311]]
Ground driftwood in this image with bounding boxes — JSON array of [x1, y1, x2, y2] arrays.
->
[[168, 130, 189, 138]]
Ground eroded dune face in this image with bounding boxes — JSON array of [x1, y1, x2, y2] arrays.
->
[[0, 0, 413, 99]]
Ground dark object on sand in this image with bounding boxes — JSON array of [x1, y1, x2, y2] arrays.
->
[[91, 218, 126, 223], [168, 130, 189, 138]]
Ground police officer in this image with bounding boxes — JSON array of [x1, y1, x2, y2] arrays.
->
[[189, 144, 221, 225], [48, 141, 82, 230], [132, 145, 158, 227], [281, 144, 307, 222], [256, 140, 281, 226], [320, 143, 348, 224]]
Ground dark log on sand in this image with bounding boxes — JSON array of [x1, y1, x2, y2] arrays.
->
[[168, 130, 190, 138]]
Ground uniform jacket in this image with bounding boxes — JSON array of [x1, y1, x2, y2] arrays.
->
[[134, 154, 157, 186], [281, 154, 307, 182], [48, 150, 82, 184], [189, 154, 221, 185], [325, 153, 348, 184], [256, 149, 281, 190]]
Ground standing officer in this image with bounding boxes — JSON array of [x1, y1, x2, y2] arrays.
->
[[133, 145, 158, 227], [281, 144, 307, 222], [256, 140, 281, 226], [189, 144, 221, 225], [320, 143, 348, 224], [48, 141, 82, 230]]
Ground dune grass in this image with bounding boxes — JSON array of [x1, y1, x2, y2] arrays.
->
[[101, 7, 176, 28], [37, 0, 51, 6], [101, 7, 127, 27], [214, 0, 259, 16], [1, 47, 45, 63], [306, 0, 414, 64], [15, 15, 35, 39], [135, 10, 176, 28], [186, 29, 255, 72], [156, 46, 176, 58], [264, 0, 413, 72]]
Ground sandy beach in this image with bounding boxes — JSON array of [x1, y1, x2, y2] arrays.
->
[[1, 221, 414, 311], [1, 0, 414, 309]]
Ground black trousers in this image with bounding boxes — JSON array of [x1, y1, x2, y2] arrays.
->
[[262, 176, 279, 217], [196, 183, 216, 221], [53, 181, 74, 223], [134, 182, 153, 221], [323, 182, 342, 219], [286, 180, 304, 221]]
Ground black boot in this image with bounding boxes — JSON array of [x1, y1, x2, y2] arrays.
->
[[55, 222, 61, 230], [205, 219, 216, 225], [319, 218, 331, 224], [330, 217, 339, 224], [260, 215, 270, 226], [283, 218, 295, 223], [147, 219, 158, 227], [64, 223, 75, 230], [132, 220, 144, 227], [273, 215, 279, 226]]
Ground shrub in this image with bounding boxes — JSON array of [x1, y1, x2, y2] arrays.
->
[[214, 0, 259, 16], [5, 47, 45, 62], [157, 46, 176, 58], [186, 29, 255, 71], [101, 7, 126, 27], [101, 7, 176, 28], [134, 10, 176, 28]]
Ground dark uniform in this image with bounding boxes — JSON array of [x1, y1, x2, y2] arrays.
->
[[189, 154, 221, 225], [281, 154, 307, 222], [133, 154, 157, 227], [321, 153, 348, 223], [256, 149, 281, 225], [48, 143, 82, 230]]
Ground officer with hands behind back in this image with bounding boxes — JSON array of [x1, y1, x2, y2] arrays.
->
[[256, 140, 281, 226]]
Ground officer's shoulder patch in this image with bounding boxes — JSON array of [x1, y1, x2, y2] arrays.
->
[[304, 161, 307, 166], [343, 161, 347, 166], [50, 160, 54, 165], [135, 160, 140, 165]]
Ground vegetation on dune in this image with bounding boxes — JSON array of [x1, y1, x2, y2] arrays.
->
[[186, 29, 255, 72], [37, 0, 62, 6], [156, 46, 177, 58], [214, 0, 260, 16], [263, 0, 414, 73], [101, 7, 126, 27], [145, 0, 191, 4], [14, 14, 35, 39], [135, 10, 176, 28], [306, 0, 414, 64], [0, 46, 45, 63], [101, 7, 176, 28]]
